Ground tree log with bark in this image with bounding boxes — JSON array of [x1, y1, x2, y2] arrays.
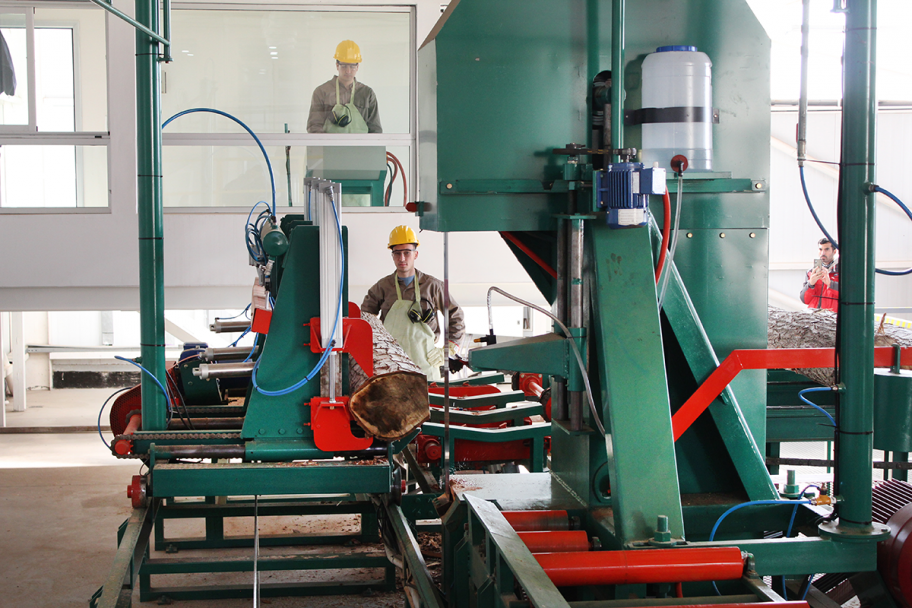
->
[[768, 306, 912, 386], [347, 312, 429, 440]]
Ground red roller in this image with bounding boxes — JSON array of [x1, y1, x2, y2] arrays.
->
[[518, 531, 590, 553], [502, 510, 569, 531], [535, 547, 745, 587], [113, 414, 142, 455]]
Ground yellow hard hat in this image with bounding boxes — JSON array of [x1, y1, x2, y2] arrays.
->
[[334, 40, 362, 64], [388, 225, 419, 248]]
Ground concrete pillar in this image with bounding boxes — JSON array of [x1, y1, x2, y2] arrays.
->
[[10, 312, 26, 412]]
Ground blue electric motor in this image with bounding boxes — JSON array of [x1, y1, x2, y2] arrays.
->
[[595, 162, 666, 228]]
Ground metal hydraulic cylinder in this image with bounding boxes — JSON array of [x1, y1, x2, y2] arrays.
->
[[518, 530, 590, 553], [535, 547, 745, 587]]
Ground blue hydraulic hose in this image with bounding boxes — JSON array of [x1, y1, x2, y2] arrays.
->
[[114, 356, 171, 420], [251, 189, 345, 397], [229, 327, 251, 347], [797, 387, 837, 428], [216, 303, 251, 321], [801, 166, 912, 276], [163, 108, 277, 215], [800, 166, 839, 249]]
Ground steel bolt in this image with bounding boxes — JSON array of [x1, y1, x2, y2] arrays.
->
[[446, 183, 453, 190], [719, 232, 726, 238], [750, 232, 756, 238], [686, 232, 693, 238]]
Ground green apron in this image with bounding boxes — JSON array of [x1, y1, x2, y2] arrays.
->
[[323, 78, 369, 134], [383, 274, 444, 382]]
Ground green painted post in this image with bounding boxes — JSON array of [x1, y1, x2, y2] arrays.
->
[[136, 0, 167, 431], [610, 0, 625, 163], [822, 0, 887, 541]]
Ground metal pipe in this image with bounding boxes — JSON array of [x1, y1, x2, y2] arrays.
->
[[535, 547, 745, 587], [136, 0, 167, 432], [193, 361, 255, 380], [88, 0, 169, 47], [797, 0, 811, 165], [210, 320, 251, 333], [610, 0, 626, 163], [553, 215, 569, 421], [203, 346, 253, 361], [444, 231, 451, 488], [833, 0, 878, 532], [161, 0, 172, 62], [502, 510, 570, 531], [517, 530, 591, 553]]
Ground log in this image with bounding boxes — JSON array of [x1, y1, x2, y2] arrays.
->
[[768, 306, 912, 386], [348, 312, 430, 440]]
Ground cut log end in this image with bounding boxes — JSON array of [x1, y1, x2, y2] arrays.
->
[[349, 371, 429, 440]]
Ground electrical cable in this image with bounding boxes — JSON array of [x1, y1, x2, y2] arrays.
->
[[97, 386, 133, 449], [251, 187, 344, 396], [163, 108, 276, 215], [797, 387, 837, 428], [114, 356, 172, 421], [657, 174, 684, 309], [486, 286, 606, 436], [215, 303, 251, 322], [654, 188, 672, 283], [870, 185, 912, 275], [387, 152, 407, 207]]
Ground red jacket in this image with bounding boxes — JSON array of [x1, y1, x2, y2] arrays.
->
[[800, 263, 839, 312]]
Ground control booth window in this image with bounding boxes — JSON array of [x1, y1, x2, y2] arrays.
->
[[162, 7, 413, 209], [0, 5, 108, 209]]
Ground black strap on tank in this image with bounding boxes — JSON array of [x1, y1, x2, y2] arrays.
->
[[625, 106, 720, 126]]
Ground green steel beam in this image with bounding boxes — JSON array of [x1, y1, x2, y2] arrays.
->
[[652, 220, 778, 501], [590, 224, 684, 543], [428, 390, 525, 408], [135, 0, 167, 431], [151, 462, 391, 497], [383, 498, 447, 608], [469, 333, 578, 381], [94, 501, 157, 608], [142, 552, 390, 574], [610, 0, 625, 163], [695, 536, 877, 576], [825, 0, 886, 541]]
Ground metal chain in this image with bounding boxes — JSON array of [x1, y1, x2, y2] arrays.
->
[[111, 431, 242, 458]]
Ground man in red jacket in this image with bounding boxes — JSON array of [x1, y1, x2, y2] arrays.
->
[[800, 238, 839, 312]]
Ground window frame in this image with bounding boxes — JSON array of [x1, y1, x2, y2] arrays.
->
[[161, 3, 418, 213], [0, 2, 110, 214]]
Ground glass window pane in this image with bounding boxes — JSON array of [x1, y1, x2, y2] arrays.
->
[[0, 145, 108, 207], [0, 14, 29, 127], [35, 7, 107, 131], [163, 144, 409, 209], [163, 9, 410, 134]]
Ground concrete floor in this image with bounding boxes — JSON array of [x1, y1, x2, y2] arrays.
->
[[0, 389, 405, 608]]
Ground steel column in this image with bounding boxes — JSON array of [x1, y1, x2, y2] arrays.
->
[[136, 0, 167, 431], [824, 0, 886, 540], [610, 0, 625, 162]]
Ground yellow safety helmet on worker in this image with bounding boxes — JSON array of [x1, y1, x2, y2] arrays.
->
[[334, 40, 362, 64], [388, 225, 419, 249]]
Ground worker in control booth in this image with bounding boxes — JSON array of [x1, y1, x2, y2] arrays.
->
[[361, 226, 465, 381], [800, 237, 840, 312], [306, 40, 382, 134]]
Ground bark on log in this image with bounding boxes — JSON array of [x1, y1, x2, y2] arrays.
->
[[768, 306, 912, 386], [348, 312, 429, 440]]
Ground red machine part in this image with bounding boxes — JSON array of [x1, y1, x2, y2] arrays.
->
[[535, 547, 745, 587], [109, 364, 183, 437], [518, 530, 590, 553], [672, 347, 912, 441], [250, 279, 273, 334], [874, 479, 912, 608], [502, 510, 570, 531], [113, 414, 142, 455], [516, 373, 551, 421], [310, 396, 373, 452], [308, 315, 374, 378], [126, 475, 147, 509]]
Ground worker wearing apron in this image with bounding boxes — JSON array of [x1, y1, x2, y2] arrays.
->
[[306, 40, 382, 134], [361, 226, 465, 382]]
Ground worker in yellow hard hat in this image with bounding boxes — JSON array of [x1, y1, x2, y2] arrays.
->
[[306, 40, 382, 134], [361, 226, 464, 381]]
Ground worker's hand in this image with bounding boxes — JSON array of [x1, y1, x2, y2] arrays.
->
[[808, 268, 820, 286], [819, 269, 831, 287], [447, 340, 460, 357]]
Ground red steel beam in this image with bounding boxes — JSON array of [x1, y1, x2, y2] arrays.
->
[[535, 547, 745, 586], [672, 347, 912, 441], [517, 530, 590, 553], [502, 510, 569, 531]]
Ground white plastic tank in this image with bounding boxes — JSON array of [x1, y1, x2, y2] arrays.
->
[[640, 46, 713, 172]]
